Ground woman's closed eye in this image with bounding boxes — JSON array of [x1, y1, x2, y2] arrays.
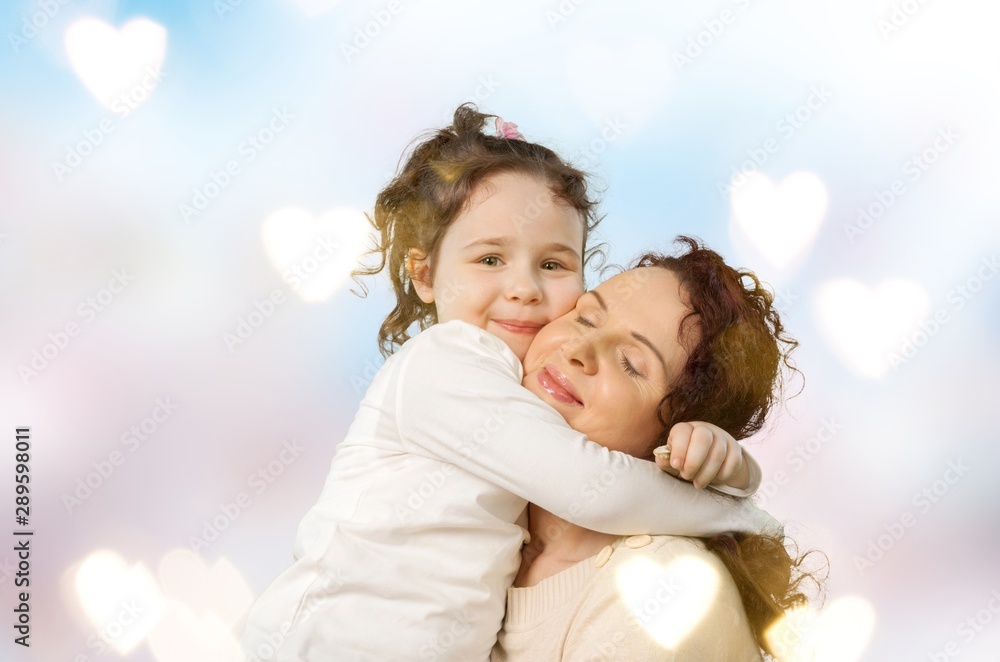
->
[[574, 313, 646, 378], [620, 353, 643, 378]]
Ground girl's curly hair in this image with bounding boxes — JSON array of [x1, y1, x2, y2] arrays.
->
[[352, 103, 604, 356]]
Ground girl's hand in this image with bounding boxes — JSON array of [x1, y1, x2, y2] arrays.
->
[[653, 421, 750, 490]]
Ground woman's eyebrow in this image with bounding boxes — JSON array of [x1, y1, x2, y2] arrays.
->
[[587, 290, 607, 310], [588, 290, 668, 376], [632, 331, 668, 377]]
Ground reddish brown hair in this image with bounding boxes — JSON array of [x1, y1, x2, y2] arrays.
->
[[628, 236, 800, 442], [626, 236, 821, 657]]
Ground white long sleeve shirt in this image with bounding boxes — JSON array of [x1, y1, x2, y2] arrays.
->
[[239, 321, 778, 662]]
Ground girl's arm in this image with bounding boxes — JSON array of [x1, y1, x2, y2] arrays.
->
[[395, 321, 779, 537]]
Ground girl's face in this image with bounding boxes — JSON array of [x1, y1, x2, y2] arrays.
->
[[411, 171, 586, 361], [521, 268, 694, 458]]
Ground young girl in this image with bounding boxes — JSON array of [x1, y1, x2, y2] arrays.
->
[[239, 105, 777, 661]]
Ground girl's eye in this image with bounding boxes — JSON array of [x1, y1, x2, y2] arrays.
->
[[480, 256, 501, 267], [574, 315, 595, 328], [541, 260, 563, 270], [620, 353, 643, 378]]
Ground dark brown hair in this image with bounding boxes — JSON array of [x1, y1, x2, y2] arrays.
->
[[628, 236, 821, 657], [352, 103, 603, 356], [704, 531, 824, 658], [630, 236, 800, 441]]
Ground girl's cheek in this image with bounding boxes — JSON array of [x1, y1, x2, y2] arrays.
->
[[552, 302, 579, 320], [557, 280, 586, 309]]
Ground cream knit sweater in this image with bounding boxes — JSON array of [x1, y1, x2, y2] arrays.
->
[[493, 535, 764, 661]]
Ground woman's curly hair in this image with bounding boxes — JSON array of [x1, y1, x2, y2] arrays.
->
[[627, 236, 823, 658], [630, 236, 801, 440]]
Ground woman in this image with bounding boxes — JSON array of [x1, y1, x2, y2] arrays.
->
[[493, 237, 815, 660]]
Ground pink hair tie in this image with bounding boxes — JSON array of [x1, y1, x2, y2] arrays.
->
[[494, 116, 524, 141]]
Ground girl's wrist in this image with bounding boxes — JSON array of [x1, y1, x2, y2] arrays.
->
[[720, 456, 751, 490]]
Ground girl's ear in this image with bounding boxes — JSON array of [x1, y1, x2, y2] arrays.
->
[[407, 248, 434, 304]]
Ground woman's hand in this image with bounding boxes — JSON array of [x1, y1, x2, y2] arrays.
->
[[653, 421, 750, 490]]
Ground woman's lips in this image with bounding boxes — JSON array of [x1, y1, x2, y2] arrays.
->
[[537, 365, 582, 406], [493, 319, 544, 335]]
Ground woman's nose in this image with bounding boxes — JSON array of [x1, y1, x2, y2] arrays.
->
[[561, 332, 598, 375]]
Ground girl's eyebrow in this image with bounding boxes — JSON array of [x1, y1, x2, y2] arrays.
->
[[462, 237, 510, 249], [462, 238, 580, 258], [541, 242, 582, 258], [585, 290, 668, 376]]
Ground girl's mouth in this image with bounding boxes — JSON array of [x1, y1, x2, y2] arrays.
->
[[493, 319, 544, 335]]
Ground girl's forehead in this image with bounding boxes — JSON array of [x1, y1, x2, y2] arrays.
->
[[448, 181, 583, 243], [465, 170, 555, 205]]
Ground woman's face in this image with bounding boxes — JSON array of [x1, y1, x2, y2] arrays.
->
[[521, 267, 695, 458]]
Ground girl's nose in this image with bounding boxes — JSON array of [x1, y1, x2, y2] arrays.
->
[[505, 266, 542, 304]]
